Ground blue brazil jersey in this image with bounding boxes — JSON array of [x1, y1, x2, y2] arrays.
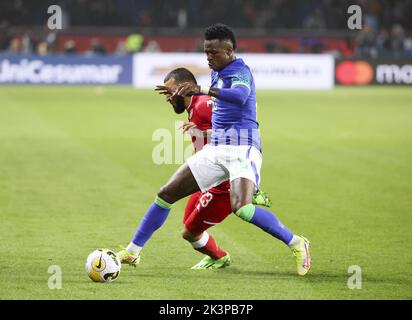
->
[[210, 58, 261, 151]]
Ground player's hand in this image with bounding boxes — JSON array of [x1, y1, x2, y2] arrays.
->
[[172, 82, 200, 98], [155, 85, 174, 96], [155, 85, 178, 104], [180, 122, 204, 138], [180, 122, 197, 133]]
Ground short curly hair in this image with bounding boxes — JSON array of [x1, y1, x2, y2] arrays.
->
[[204, 23, 237, 50], [164, 67, 197, 84]]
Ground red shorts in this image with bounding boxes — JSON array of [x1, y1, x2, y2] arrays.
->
[[183, 190, 232, 236]]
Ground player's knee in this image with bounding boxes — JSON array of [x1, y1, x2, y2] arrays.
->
[[157, 186, 176, 205], [231, 191, 254, 213], [231, 198, 248, 213], [181, 229, 192, 241], [181, 228, 199, 242]]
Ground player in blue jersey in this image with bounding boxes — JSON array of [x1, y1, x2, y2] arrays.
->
[[118, 24, 311, 275]]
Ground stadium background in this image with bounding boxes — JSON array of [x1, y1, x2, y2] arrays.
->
[[0, 0, 411, 300]]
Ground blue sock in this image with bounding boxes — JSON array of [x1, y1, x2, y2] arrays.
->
[[131, 196, 172, 247], [250, 206, 294, 245]]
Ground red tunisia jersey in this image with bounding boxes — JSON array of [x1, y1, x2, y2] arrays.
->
[[187, 95, 230, 195], [187, 95, 213, 153]]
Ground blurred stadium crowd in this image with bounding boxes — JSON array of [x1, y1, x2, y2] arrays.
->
[[0, 0, 411, 58]]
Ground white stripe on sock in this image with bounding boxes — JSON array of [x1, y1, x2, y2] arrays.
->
[[288, 235, 301, 247], [190, 232, 210, 249], [127, 242, 142, 254]]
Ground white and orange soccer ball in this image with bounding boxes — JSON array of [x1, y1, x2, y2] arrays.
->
[[85, 249, 121, 283]]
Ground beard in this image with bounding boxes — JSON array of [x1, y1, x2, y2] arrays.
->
[[172, 96, 186, 114]]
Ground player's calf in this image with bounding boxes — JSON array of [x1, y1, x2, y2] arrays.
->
[[185, 231, 227, 262]]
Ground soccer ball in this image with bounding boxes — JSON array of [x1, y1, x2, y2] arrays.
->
[[85, 248, 121, 283]]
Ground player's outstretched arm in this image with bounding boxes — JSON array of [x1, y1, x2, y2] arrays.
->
[[208, 86, 250, 105], [171, 82, 250, 106], [171, 81, 250, 107]]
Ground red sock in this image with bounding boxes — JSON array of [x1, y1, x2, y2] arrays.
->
[[195, 234, 227, 260]]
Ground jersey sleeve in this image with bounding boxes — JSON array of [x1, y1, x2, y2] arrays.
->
[[230, 68, 252, 92]]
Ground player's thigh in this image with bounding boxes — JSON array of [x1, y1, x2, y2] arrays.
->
[[185, 191, 232, 235], [186, 145, 228, 193], [158, 163, 200, 204], [216, 145, 262, 185], [223, 146, 263, 211], [230, 178, 255, 212]]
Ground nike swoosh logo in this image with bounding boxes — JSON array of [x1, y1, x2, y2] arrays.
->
[[96, 255, 103, 268]]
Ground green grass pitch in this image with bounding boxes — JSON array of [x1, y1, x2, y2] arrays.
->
[[0, 86, 411, 300]]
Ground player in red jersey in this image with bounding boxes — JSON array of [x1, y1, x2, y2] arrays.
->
[[155, 68, 271, 269], [158, 68, 232, 269]]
